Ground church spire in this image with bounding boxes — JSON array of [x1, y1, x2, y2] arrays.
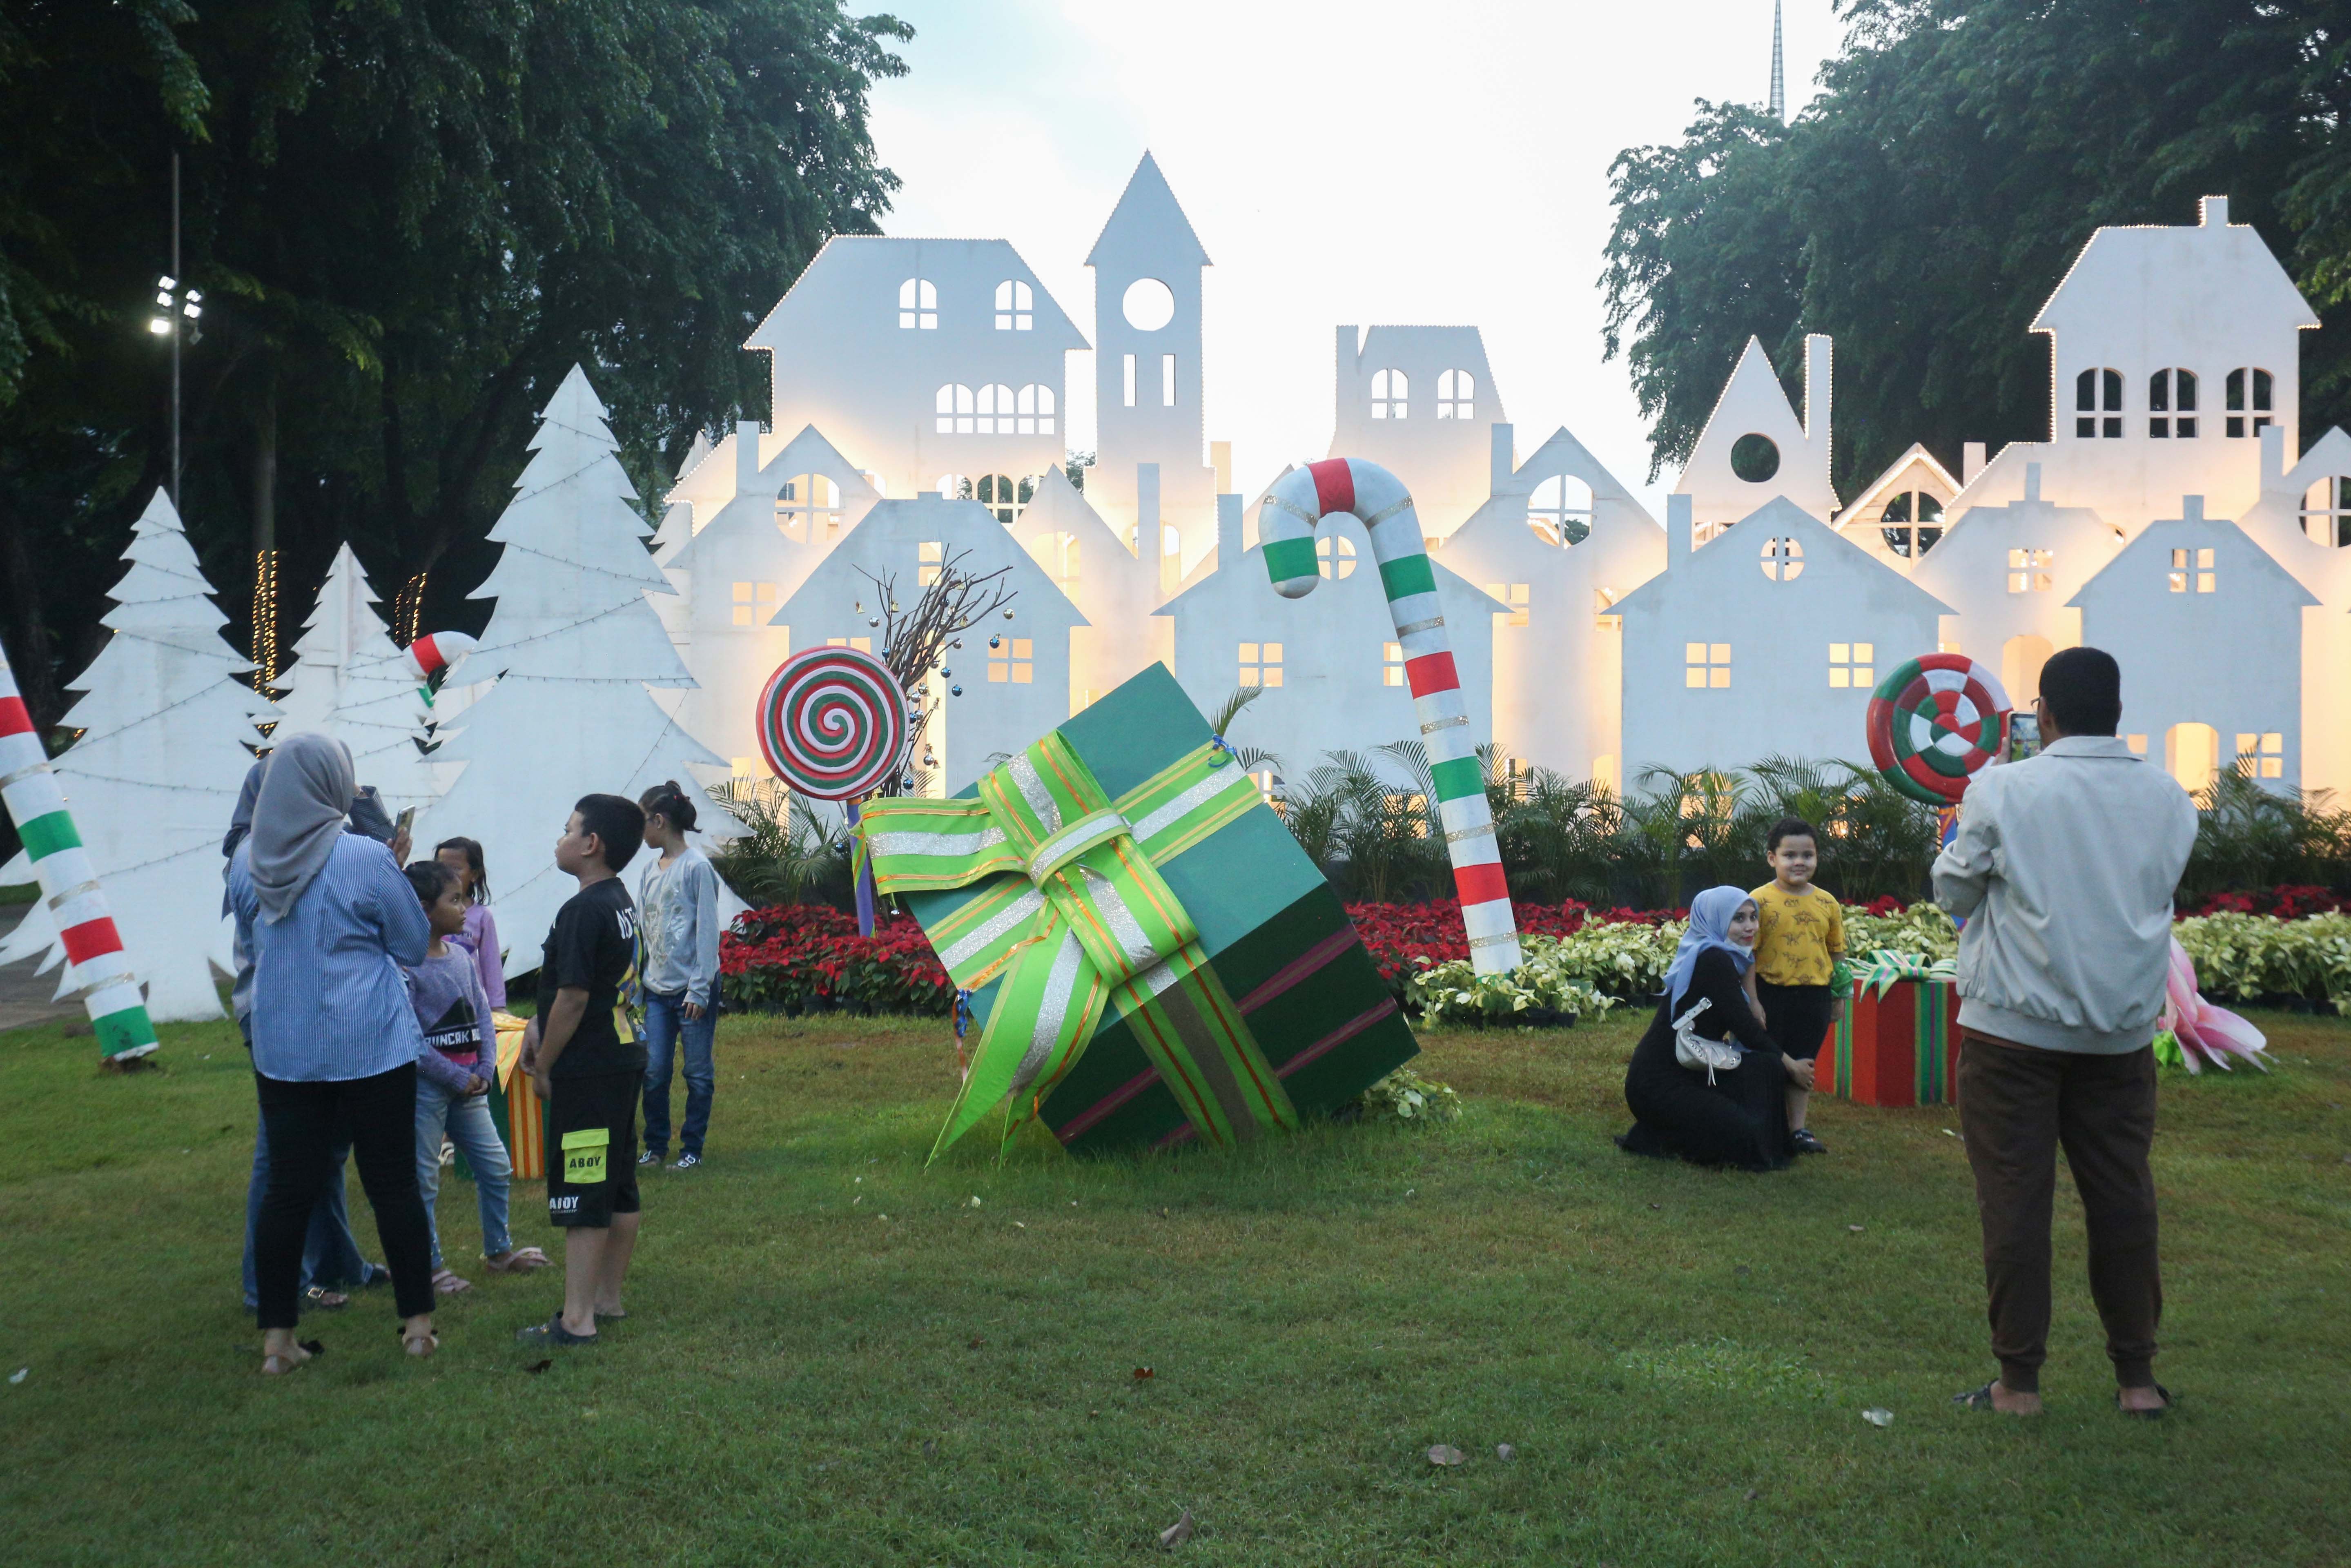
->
[[1769, 0, 1785, 122]]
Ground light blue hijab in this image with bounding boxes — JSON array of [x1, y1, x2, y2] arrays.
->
[[1661, 884, 1758, 1007]]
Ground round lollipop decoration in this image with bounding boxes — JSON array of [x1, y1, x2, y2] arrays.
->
[[755, 644, 909, 801], [1865, 653, 2012, 805]]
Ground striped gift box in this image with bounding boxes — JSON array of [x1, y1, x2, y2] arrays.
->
[[1822, 978, 1962, 1108], [902, 664, 1421, 1156], [489, 1011, 545, 1180]]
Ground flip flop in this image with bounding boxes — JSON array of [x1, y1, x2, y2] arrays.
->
[[484, 1247, 552, 1274], [399, 1324, 439, 1358], [2117, 1384, 2174, 1419], [514, 1316, 598, 1348], [430, 1267, 472, 1296], [302, 1286, 349, 1312]]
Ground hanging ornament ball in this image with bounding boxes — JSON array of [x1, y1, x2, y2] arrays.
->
[[754, 644, 909, 802], [989, 635, 1002, 650], [1003, 608, 1015, 620], [900, 774, 915, 792], [940, 667, 952, 679], [1865, 652, 2012, 806], [951, 684, 964, 697], [953, 638, 963, 648], [866, 616, 880, 628]]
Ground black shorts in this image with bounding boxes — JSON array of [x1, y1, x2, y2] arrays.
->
[[546, 1070, 641, 1228], [1756, 980, 1836, 1062]]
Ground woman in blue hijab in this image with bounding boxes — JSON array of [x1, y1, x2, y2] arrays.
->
[[1616, 885, 1803, 1171]]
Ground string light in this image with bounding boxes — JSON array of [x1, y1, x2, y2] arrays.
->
[[251, 550, 279, 692], [395, 570, 429, 645]]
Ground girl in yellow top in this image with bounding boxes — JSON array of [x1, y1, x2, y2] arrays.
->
[[1751, 817, 1845, 1155]]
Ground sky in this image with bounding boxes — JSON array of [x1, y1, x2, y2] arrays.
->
[[861, 0, 1846, 517]]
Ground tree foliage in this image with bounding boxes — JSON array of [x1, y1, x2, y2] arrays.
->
[[0, 0, 907, 724], [1602, 0, 2351, 494]]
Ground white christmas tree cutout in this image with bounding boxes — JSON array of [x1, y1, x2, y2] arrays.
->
[[0, 489, 274, 1020], [421, 365, 735, 977]]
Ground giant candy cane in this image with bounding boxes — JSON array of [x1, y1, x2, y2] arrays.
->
[[0, 655, 158, 1060], [1261, 459, 1523, 975]]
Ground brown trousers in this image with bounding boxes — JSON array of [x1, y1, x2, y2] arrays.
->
[[1957, 1030, 2162, 1392]]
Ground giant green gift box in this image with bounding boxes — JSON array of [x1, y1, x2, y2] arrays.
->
[[896, 663, 1420, 1154]]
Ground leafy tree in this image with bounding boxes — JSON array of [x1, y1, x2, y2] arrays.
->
[[0, 0, 908, 727], [1602, 0, 2351, 497]]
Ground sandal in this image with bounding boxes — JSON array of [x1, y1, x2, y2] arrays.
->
[[301, 1285, 349, 1312], [1952, 1382, 2000, 1411], [2117, 1384, 2174, 1419], [515, 1316, 599, 1348], [260, 1338, 322, 1376], [399, 1324, 439, 1358], [430, 1267, 472, 1296], [484, 1247, 552, 1274]]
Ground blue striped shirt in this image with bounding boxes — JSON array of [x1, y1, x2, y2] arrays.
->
[[229, 834, 431, 1082]]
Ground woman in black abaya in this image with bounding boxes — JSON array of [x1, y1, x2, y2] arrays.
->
[[1617, 885, 1810, 1172]]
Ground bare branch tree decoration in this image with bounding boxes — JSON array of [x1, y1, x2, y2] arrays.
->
[[855, 547, 1017, 797]]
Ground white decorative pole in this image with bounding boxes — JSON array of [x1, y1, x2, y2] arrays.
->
[[0, 656, 158, 1061], [1259, 458, 1523, 975]]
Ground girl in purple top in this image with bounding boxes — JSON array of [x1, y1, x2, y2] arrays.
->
[[435, 836, 506, 1009]]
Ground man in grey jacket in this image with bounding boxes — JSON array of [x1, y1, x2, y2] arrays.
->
[[1933, 647, 2197, 1417]]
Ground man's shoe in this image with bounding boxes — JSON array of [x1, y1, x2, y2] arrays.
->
[[636, 1150, 662, 1167], [670, 1153, 701, 1171], [1791, 1128, 1829, 1155]]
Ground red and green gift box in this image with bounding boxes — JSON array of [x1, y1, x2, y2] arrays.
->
[[1821, 954, 1961, 1108], [856, 663, 1421, 1157]]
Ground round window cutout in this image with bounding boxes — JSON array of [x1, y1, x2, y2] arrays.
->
[[1729, 433, 1781, 484], [1121, 277, 1176, 332]]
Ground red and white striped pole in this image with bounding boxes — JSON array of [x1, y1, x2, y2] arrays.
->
[[1260, 458, 1523, 975], [0, 654, 158, 1060]]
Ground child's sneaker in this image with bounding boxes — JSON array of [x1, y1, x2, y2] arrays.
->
[[636, 1150, 662, 1167], [669, 1153, 701, 1171], [1791, 1128, 1829, 1155]]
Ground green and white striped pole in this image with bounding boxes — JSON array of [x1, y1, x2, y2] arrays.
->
[[1260, 458, 1523, 976], [0, 654, 158, 1060]]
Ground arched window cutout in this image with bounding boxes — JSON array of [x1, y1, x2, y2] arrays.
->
[[1760, 535, 1804, 581], [994, 280, 1033, 331], [2149, 369, 2198, 438], [1879, 490, 1944, 558], [1730, 434, 1780, 483], [976, 474, 1031, 525], [973, 383, 1016, 435], [1316, 536, 1357, 579], [2075, 368, 2121, 437], [2301, 477, 2351, 546], [1016, 383, 1056, 435], [899, 278, 937, 330], [934, 474, 972, 501], [2226, 368, 2275, 438], [1527, 474, 1593, 545], [1436, 370, 1475, 419], [1370, 369, 1408, 419], [936, 383, 975, 434]]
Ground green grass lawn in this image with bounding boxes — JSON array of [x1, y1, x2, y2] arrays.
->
[[2, 1004, 2347, 1568]]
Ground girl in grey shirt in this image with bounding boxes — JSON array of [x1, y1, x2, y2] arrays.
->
[[635, 781, 722, 1167]]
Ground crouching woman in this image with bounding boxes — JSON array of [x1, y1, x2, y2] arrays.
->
[[1616, 885, 1810, 1172]]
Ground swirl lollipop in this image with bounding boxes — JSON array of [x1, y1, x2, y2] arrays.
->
[[755, 645, 908, 800], [1865, 652, 2012, 805]]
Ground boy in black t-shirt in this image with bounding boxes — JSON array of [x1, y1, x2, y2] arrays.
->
[[516, 793, 648, 1348]]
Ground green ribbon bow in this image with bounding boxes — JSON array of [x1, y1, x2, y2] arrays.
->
[[855, 731, 1297, 1160], [1854, 948, 1958, 999]]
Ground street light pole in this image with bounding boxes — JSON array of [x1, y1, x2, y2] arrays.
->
[[169, 149, 180, 510]]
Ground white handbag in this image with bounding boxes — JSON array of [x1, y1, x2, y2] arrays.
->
[[1671, 996, 1744, 1084]]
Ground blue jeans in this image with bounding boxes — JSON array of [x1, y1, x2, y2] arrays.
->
[[415, 1076, 514, 1267], [240, 1116, 375, 1309], [641, 988, 716, 1157]]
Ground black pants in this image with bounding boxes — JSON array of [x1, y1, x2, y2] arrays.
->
[[254, 1064, 435, 1330], [1958, 1031, 2162, 1392]]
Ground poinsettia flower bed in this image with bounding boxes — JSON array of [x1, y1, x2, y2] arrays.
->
[[721, 904, 956, 1016]]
